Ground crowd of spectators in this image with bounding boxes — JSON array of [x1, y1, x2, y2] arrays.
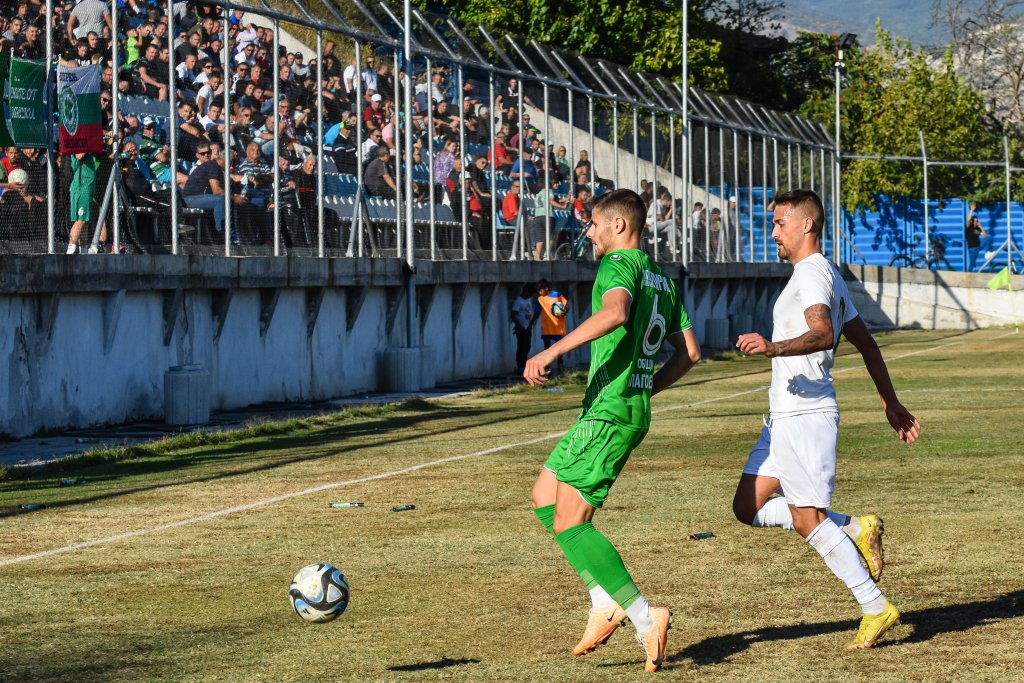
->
[[0, 0, 687, 257]]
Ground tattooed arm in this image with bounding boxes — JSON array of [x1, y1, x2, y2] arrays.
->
[[735, 304, 834, 358]]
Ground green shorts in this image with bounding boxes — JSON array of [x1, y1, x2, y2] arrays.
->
[[543, 419, 647, 508], [70, 182, 95, 222]]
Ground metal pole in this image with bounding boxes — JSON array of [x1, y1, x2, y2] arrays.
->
[[568, 88, 576, 201], [753, 135, 761, 264], [223, 7, 231, 256], [809, 144, 815, 193], [45, 0, 54, 253], [733, 129, 740, 261], [651, 110, 658, 261], [762, 135, 768, 261], [686, 117, 694, 264], [588, 95, 596, 196], [681, 0, 689, 267], [317, 30, 325, 257], [703, 123, 709, 259], [168, 0, 178, 255], [426, 56, 435, 260], [517, 81, 525, 259], [404, 0, 416, 348], [717, 126, 725, 261], [786, 143, 792, 191], [632, 105, 639, 193], [819, 146, 826, 257], [272, 20, 281, 256], [489, 72, 497, 261], [920, 130, 929, 262], [111, 0, 119, 253], [1004, 135, 1012, 266], [458, 64, 467, 259], [797, 145, 803, 188], [393, 48, 401, 257], [612, 101, 619, 191], [669, 115, 677, 261], [835, 51, 843, 265], [354, 41, 364, 257], [543, 82, 550, 260]]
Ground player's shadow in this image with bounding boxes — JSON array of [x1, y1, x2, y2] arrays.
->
[[387, 656, 480, 672], [670, 589, 1024, 667]]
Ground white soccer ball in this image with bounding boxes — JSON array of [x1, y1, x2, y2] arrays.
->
[[550, 301, 566, 318], [289, 562, 350, 623]]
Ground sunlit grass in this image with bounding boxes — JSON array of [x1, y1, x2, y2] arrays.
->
[[1, 329, 1022, 682]]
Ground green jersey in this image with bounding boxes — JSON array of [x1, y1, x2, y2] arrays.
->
[[580, 249, 691, 430]]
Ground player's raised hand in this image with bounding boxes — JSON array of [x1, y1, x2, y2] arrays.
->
[[736, 332, 773, 357], [885, 402, 921, 444], [523, 350, 554, 386]]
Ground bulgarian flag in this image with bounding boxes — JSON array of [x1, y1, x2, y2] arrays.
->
[[57, 63, 103, 154]]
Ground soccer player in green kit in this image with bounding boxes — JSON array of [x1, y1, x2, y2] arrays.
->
[[524, 189, 701, 672]]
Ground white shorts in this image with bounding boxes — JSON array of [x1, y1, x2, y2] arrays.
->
[[742, 411, 839, 508]]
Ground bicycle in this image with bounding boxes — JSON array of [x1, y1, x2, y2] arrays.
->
[[553, 218, 592, 260], [888, 234, 954, 271]]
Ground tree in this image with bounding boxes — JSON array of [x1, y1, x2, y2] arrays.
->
[[415, 0, 791, 94], [934, 0, 1024, 133], [799, 24, 1007, 212]]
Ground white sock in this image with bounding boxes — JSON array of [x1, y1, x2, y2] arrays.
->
[[589, 585, 616, 611], [807, 519, 887, 615], [626, 594, 654, 634], [66, 243, 78, 254], [751, 497, 855, 536]]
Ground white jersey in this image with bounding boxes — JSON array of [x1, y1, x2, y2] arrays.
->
[[769, 252, 858, 417]]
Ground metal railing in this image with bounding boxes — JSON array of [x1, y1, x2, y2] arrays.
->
[[6, 0, 838, 266]]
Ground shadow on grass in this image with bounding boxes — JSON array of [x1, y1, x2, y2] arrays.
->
[[0, 401, 565, 517], [668, 589, 1024, 667], [387, 657, 480, 672]]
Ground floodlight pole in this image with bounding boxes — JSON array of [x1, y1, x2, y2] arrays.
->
[[834, 49, 843, 265], [681, 0, 689, 268]]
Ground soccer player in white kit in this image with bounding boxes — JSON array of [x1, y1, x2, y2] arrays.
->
[[733, 189, 921, 649]]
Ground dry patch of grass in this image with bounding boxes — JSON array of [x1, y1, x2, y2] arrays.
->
[[1, 329, 1022, 682]]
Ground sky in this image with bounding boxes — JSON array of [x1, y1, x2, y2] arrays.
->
[[780, 0, 950, 48]]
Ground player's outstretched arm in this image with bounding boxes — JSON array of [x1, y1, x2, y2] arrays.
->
[[523, 289, 631, 386], [842, 315, 921, 444], [652, 329, 701, 396], [736, 304, 834, 357]]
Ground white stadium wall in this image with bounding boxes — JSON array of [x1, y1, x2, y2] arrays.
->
[[1, 256, 1018, 438]]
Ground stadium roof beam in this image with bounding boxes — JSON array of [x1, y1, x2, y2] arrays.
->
[[195, 0, 395, 47]]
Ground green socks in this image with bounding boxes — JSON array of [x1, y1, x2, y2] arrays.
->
[[555, 521, 641, 608], [534, 505, 597, 590]]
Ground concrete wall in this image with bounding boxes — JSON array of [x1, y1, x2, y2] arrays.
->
[[2, 255, 1017, 438], [0, 256, 611, 438]]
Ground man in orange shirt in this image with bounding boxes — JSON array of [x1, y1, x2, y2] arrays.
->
[[536, 279, 570, 373]]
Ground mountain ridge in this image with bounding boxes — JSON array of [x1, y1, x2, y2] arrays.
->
[[778, 0, 948, 47]]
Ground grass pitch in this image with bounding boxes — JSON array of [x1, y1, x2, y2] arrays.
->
[[2, 328, 1023, 682]]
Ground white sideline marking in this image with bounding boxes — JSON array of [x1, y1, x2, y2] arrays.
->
[[0, 331, 1015, 568]]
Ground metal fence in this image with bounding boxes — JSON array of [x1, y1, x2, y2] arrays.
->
[[3, 0, 839, 266]]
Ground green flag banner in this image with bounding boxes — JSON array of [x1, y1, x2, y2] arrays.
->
[[0, 51, 13, 148], [56, 63, 103, 154], [987, 266, 1011, 291], [8, 57, 47, 148]]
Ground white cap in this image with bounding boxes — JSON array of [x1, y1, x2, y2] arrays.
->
[[142, 116, 156, 126], [371, 93, 383, 102], [729, 195, 737, 202]]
